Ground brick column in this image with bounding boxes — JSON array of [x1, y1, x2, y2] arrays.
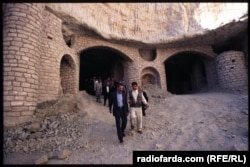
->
[[216, 51, 248, 89], [3, 3, 43, 127]]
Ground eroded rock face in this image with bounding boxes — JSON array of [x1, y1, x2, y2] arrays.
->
[[45, 3, 248, 45]]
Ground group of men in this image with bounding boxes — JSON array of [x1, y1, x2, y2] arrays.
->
[[109, 82, 149, 144], [92, 76, 123, 105]]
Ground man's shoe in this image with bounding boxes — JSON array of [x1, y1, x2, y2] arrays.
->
[[138, 130, 143, 134], [131, 125, 134, 130], [120, 139, 123, 143]]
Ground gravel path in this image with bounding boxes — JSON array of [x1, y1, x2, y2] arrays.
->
[[4, 89, 248, 164]]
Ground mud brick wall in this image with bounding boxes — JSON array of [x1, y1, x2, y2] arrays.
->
[[3, 3, 44, 127], [38, 9, 77, 103], [3, 4, 77, 127], [216, 51, 248, 89]]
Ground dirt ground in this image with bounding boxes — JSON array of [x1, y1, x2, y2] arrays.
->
[[3, 88, 248, 164]]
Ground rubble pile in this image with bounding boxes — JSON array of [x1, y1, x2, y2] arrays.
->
[[3, 86, 173, 155], [3, 94, 89, 155], [143, 84, 173, 104]]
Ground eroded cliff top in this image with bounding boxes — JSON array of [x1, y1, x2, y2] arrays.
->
[[45, 3, 248, 47]]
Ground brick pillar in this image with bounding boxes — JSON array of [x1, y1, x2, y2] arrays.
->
[[3, 3, 44, 127], [216, 51, 248, 89]]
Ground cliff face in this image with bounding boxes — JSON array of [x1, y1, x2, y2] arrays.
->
[[45, 3, 248, 46]]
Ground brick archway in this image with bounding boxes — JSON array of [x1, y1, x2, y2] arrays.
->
[[60, 54, 76, 94], [140, 67, 161, 87], [79, 46, 131, 94], [165, 51, 215, 94]]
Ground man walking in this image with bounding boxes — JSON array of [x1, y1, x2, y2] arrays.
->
[[94, 77, 102, 103], [103, 81, 111, 107], [109, 83, 129, 143], [128, 82, 149, 134]]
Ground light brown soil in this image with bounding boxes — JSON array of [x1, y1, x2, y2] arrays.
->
[[3, 89, 248, 164]]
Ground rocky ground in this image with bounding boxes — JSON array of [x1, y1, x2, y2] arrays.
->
[[3, 85, 248, 164]]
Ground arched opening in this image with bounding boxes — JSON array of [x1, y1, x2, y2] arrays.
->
[[79, 46, 130, 95], [165, 52, 209, 95], [60, 54, 76, 94], [140, 67, 161, 87]]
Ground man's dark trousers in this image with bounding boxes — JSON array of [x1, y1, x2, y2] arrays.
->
[[115, 107, 127, 142]]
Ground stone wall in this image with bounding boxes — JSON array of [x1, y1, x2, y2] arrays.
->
[[216, 51, 248, 89]]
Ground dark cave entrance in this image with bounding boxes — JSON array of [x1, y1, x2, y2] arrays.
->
[[165, 52, 208, 95], [79, 46, 128, 95]]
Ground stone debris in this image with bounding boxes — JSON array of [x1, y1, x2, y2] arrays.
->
[[25, 121, 41, 133], [3, 94, 88, 157], [143, 84, 173, 104], [57, 149, 72, 160], [35, 155, 48, 165], [3, 85, 173, 162], [48, 151, 57, 160], [34, 149, 72, 164], [154, 143, 163, 150]]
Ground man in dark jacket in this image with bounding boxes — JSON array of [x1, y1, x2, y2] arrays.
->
[[109, 83, 129, 143]]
